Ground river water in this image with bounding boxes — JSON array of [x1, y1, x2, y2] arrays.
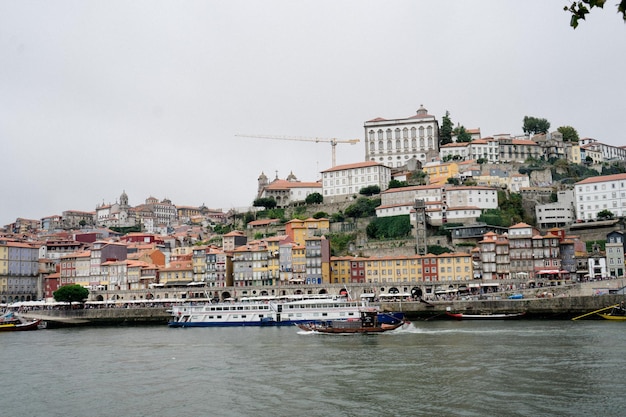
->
[[3, 320, 626, 417]]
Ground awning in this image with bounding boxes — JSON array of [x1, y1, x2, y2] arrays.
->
[[480, 282, 500, 286], [379, 293, 411, 297], [537, 270, 560, 274]]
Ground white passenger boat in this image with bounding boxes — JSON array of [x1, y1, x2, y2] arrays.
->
[[168, 296, 404, 328]]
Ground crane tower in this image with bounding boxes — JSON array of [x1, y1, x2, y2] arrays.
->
[[235, 134, 360, 168]]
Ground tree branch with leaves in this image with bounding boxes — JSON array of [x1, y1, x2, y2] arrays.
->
[[565, 0, 626, 28]]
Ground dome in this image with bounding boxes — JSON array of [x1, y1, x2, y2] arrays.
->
[[286, 171, 298, 182]]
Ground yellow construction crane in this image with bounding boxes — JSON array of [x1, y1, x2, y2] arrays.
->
[[236, 134, 360, 168]]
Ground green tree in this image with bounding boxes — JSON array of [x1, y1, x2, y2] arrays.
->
[[565, 1, 626, 28], [602, 163, 626, 176], [447, 177, 460, 185], [453, 125, 472, 143], [213, 224, 232, 235], [388, 179, 408, 189], [53, 284, 89, 304], [345, 197, 379, 219], [597, 209, 615, 220], [312, 211, 329, 219], [359, 185, 381, 196], [330, 212, 346, 223], [305, 192, 323, 205], [522, 116, 551, 135], [253, 197, 277, 210], [243, 211, 256, 225], [557, 125, 579, 142], [110, 225, 141, 234], [440, 111, 454, 146]]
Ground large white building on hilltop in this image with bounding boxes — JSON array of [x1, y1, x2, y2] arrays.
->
[[321, 161, 391, 202], [575, 173, 626, 221], [364, 105, 440, 168]]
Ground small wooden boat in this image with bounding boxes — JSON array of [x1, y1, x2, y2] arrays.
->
[[597, 305, 626, 321], [597, 313, 626, 321], [0, 318, 43, 332], [297, 309, 407, 334], [446, 311, 526, 320]]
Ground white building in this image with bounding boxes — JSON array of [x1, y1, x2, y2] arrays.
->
[[535, 190, 575, 228], [321, 161, 391, 202], [580, 143, 604, 164], [580, 138, 626, 162], [440, 142, 470, 161], [588, 245, 607, 280], [364, 105, 439, 168], [468, 138, 500, 163], [606, 232, 624, 278], [574, 173, 626, 221], [381, 184, 442, 207]]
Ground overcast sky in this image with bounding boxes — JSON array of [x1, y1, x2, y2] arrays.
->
[[1, 1, 624, 225]]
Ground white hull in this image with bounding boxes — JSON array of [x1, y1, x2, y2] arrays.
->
[[169, 298, 373, 327]]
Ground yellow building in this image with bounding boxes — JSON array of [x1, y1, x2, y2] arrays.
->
[[423, 161, 460, 185], [330, 256, 353, 284], [436, 252, 474, 282], [292, 244, 307, 283], [266, 235, 291, 285], [286, 218, 330, 246], [159, 259, 194, 286], [365, 255, 423, 284], [190, 246, 209, 284], [570, 143, 581, 164], [0, 244, 8, 295], [362, 252, 472, 285]]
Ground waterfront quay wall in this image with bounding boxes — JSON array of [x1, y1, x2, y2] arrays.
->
[[22, 307, 171, 327], [22, 294, 626, 327], [382, 294, 626, 320]]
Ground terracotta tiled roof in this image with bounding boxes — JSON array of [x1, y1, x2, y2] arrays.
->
[[264, 179, 321, 190], [510, 139, 539, 146], [247, 218, 281, 227], [509, 222, 533, 229], [381, 184, 441, 193], [576, 173, 626, 185], [321, 161, 387, 173]]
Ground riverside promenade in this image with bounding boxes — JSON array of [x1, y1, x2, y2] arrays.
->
[[19, 279, 626, 327]]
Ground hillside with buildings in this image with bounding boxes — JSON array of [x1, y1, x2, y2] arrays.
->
[[2, 105, 626, 305]]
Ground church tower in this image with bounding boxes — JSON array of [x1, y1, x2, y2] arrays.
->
[[257, 172, 269, 198], [119, 190, 129, 208]]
